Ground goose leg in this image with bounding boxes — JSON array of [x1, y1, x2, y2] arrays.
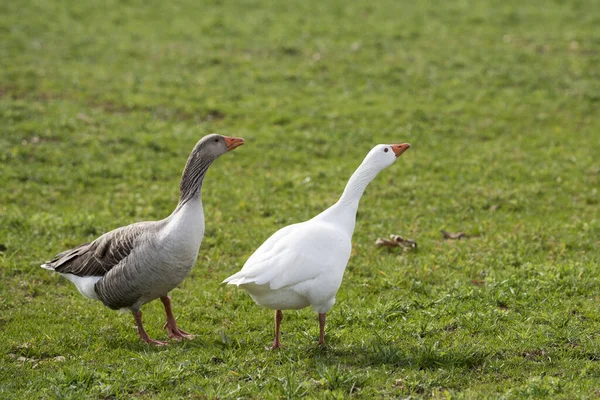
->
[[133, 311, 168, 346], [318, 313, 326, 345], [273, 310, 283, 349], [160, 296, 194, 340]]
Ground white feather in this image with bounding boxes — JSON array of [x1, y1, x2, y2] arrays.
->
[[58, 273, 103, 300], [224, 143, 407, 315], [224, 221, 351, 313]]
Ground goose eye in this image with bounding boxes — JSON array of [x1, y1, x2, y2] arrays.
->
[[384, 148, 389, 153], [214, 138, 219, 142]]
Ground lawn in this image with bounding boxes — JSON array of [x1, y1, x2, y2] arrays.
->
[[1, 0, 599, 398]]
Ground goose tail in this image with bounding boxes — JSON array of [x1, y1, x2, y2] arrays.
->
[[223, 272, 251, 286]]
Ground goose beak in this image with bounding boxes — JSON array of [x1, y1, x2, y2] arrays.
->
[[224, 136, 245, 151], [391, 143, 410, 158]]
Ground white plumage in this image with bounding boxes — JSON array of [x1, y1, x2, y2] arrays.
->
[[224, 142, 410, 348]]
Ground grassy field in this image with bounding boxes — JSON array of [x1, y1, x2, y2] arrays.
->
[[1, 0, 599, 398]]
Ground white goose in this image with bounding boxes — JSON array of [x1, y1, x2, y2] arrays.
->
[[224, 142, 410, 348], [42, 134, 244, 345]]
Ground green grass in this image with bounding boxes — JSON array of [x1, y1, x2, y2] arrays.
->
[[1, 0, 599, 398]]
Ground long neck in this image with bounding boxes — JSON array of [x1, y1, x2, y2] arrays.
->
[[316, 160, 381, 232], [337, 161, 380, 212], [178, 150, 214, 206]]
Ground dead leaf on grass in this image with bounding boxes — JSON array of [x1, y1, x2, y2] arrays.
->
[[76, 113, 94, 124], [521, 349, 548, 360], [375, 234, 417, 250], [15, 355, 37, 363], [441, 230, 469, 240]]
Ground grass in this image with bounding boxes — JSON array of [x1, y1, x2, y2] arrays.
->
[[1, 0, 599, 397]]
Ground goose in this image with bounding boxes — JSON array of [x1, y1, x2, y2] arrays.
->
[[224, 142, 410, 348], [41, 134, 244, 345]]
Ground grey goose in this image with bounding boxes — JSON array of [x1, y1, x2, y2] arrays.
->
[[42, 134, 244, 345]]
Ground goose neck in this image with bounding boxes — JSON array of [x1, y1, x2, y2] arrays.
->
[[315, 161, 380, 234], [336, 161, 380, 211], [178, 151, 215, 205]]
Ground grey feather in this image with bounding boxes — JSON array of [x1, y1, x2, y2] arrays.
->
[[46, 222, 153, 278], [41, 133, 237, 313]]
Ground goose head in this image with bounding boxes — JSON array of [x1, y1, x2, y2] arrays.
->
[[363, 143, 411, 171], [185, 133, 244, 174], [187, 133, 245, 164], [197, 133, 245, 158], [178, 134, 245, 203]]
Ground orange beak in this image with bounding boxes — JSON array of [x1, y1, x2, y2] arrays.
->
[[391, 143, 410, 158], [223, 136, 245, 151]]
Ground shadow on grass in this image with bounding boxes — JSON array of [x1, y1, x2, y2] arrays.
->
[[306, 340, 491, 371], [102, 334, 206, 352]]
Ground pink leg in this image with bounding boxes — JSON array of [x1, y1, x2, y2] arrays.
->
[[318, 313, 326, 345], [160, 296, 194, 340], [272, 310, 283, 349], [133, 311, 168, 346]]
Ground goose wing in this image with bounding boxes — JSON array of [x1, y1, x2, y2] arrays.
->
[[42, 222, 154, 277], [224, 221, 351, 290]]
